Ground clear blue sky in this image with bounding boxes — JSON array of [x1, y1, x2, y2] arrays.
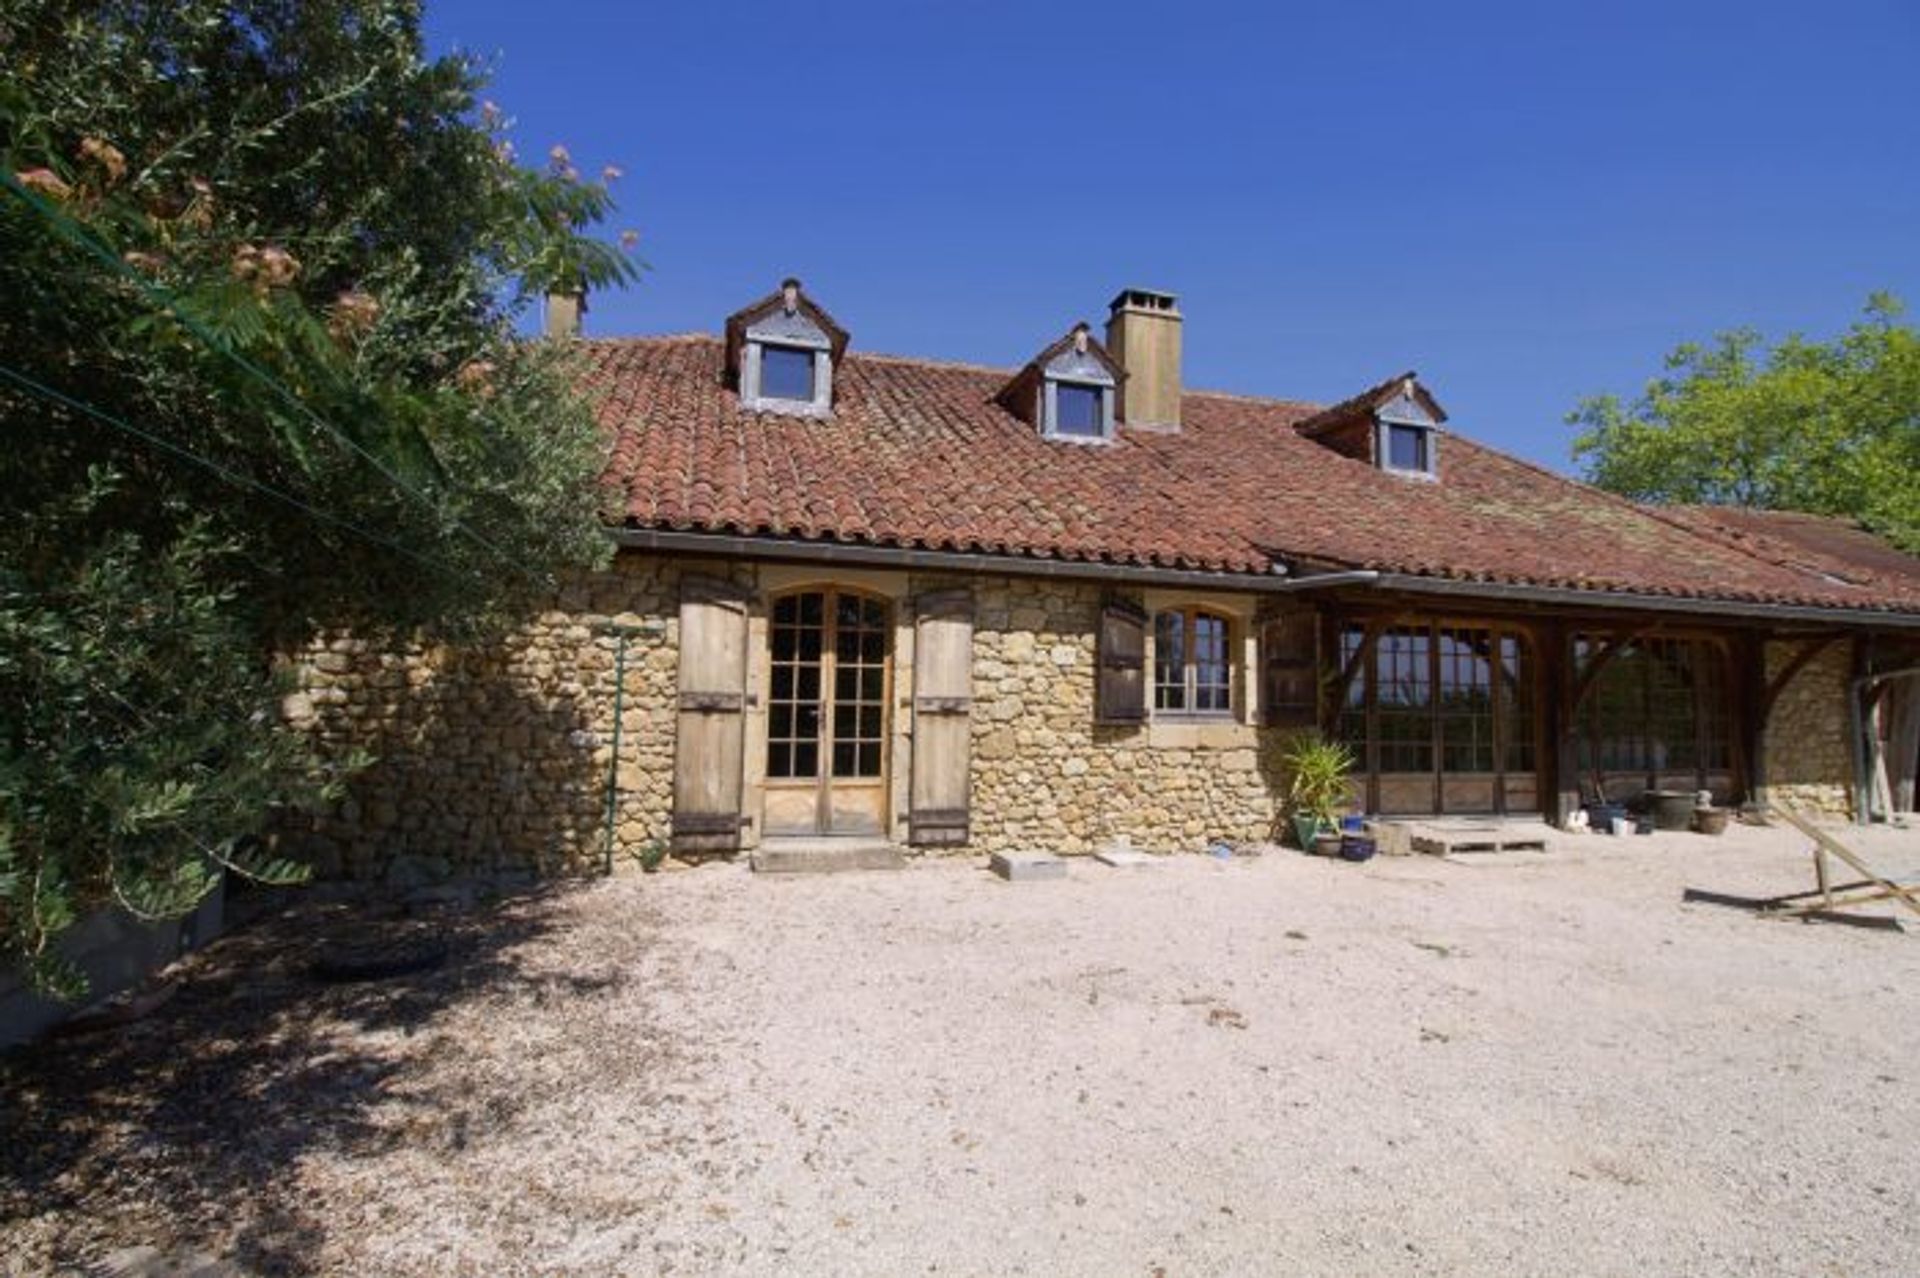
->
[[427, 0, 1919, 472]]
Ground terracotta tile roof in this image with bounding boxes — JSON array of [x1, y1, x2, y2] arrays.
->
[[585, 334, 1920, 618], [1655, 506, 1920, 608]]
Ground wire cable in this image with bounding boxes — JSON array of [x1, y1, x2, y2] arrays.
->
[[0, 361, 469, 581]]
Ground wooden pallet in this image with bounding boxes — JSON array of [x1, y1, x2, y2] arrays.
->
[[1401, 819, 1554, 856]]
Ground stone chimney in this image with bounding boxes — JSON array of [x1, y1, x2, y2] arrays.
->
[[1104, 288, 1181, 429], [544, 285, 585, 339]]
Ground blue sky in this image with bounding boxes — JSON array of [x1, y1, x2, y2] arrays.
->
[[427, 0, 1919, 472]]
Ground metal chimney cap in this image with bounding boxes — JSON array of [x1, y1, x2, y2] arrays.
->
[[1108, 287, 1180, 315]]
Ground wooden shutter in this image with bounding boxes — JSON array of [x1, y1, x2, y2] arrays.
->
[[1095, 598, 1147, 723], [670, 575, 752, 854], [908, 589, 973, 847], [1261, 607, 1320, 728]]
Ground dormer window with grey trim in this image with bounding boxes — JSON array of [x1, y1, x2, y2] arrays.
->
[[1375, 388, 1440, 480], [1041, 325, 1117, 443], [994, 320, 1127, 441], [740, 283, 833, 416], [725, 277, 849, 418]]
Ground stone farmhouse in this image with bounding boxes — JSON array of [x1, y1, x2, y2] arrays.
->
[[290, 281, 1920, 877]]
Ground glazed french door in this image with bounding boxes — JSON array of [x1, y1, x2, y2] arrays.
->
[[1336, 622, 1540, 815], [764, 590, 891, 836]]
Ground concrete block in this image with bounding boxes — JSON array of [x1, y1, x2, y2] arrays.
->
[[1093, 849, 1158, 868], [990, 852, 1066, 882]]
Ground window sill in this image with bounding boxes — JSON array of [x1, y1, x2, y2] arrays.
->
[[741, 395, 830, 419], [1147, 716, 1255, 751]]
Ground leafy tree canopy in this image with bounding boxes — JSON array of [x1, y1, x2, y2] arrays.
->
[[0, 0, 637, 993], [1569, 295, 1920, 553]]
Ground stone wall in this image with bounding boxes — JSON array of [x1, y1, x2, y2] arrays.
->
[[285, 555, 691, 880], [287, 553, 1290, 878], [1762, 639, 1854, 818], [960, 574, 1281, 856]]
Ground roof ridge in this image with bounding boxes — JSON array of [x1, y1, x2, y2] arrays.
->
[[579, 331, 719, 345], [847, 349, 1015, 375], [1181, 385, 1323, 411]]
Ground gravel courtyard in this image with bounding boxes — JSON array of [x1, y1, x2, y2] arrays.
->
[[5, 824, 1919, 1276]]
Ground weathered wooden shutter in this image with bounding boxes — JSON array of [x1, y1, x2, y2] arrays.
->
[[1095, 598, 1147, 723], [1261, 607, 1320, 728], [908, 589, 973, 847], [670, 575, 752, 854]]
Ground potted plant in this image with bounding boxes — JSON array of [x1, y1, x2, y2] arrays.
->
[[1279, 731, 1356, 852]]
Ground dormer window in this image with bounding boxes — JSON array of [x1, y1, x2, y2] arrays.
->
[[1295, 372, 1449, 481], [724, 277, 850, 418], [1000, 322, 1124, 442], [1374, 386, 1441, 480]]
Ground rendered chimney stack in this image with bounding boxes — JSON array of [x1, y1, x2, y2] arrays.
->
[[544, 284, 585, 339], [1104, 287, 1181, 429]]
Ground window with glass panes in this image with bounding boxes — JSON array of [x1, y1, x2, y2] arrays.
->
[[1574, 635, 1731, 785], [1153, 608, 1232, 715], [767, 590, 888, 781], [1334, 620, 1537, 795], [759, 344, 816, 402], [1054, 382, 1106, 438]]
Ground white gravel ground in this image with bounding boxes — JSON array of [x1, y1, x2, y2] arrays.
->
[[7, 822, 1920, 1276]]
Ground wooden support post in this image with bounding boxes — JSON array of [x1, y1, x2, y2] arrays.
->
[[1544, 620, 1579, 826], [1736, 632, 1768, 806]]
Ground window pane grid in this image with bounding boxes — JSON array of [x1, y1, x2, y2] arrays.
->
[[1154, 608, 1232, 716], [1334, 623, 1368, 752], [1574, 635, 1731, 786], [1500, 635, 1536, 774], [1154, 611, 1187, 711], [1341, 622, 1536, 804], [1436, 628, 1494, 773], [1375, 627, 1434, 773], [766, 591, 888, 782], [1193, 613, 1230, 712]]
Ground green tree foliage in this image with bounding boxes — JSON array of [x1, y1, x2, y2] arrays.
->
[[1569, 295, 1920, 553], [0, 1, 637, 994]]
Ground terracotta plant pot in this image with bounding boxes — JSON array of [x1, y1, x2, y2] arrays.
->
[[1692, 807, 1730, 836], [1312, 831, 1345, 858]]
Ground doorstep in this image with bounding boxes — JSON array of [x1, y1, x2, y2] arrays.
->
[[751, 837, 907, 875]]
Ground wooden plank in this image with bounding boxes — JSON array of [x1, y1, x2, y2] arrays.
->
[[909, 594, 973, 846], [1773, 806, 1920, 920], [672, 581, 750, 853]]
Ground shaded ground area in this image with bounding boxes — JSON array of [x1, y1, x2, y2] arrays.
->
[[4, 822, 1919, 1275], [1, 885, 711, 1275]]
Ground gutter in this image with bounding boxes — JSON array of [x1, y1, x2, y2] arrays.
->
[[1364, 572, 1920, 631], [608, 529, 1920, 628], [610, 527, 1381, 594], [1850, 664, 1920, 825]]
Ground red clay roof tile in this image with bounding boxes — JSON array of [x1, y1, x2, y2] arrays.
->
[[582, 334, 1920, 617]]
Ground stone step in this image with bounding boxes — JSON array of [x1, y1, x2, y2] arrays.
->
[[990, 852, 1067, 882], [751, 838, 906, 875]]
